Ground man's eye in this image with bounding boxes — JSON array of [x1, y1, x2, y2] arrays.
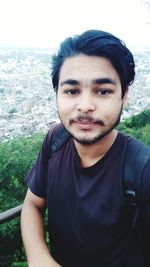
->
[[96, 89, 112, 96], [64, 89, 79, 95]]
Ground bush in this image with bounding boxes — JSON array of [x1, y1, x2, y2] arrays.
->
[[118, 109, 150, 146], [0, 132, 45, 212], [0, 132, 45, 267], [120, 109, 150, 129]]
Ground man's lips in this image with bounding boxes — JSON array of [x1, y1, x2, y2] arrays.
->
[[70, 117, 105, 129], [73, 120, 96, 130]]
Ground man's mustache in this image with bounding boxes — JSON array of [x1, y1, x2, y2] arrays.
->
[[70, 116, 105, 126]]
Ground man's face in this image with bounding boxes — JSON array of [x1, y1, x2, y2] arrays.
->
[[57, 54, 127, 145]]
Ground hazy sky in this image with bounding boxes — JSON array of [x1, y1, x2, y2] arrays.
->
[[0, 0, 150, 49]]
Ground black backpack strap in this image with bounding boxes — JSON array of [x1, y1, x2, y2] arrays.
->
[[124, 137, 150, 228], [50, 124, 70, 155]]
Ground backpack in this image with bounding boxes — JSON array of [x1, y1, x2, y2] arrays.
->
[[50, 124, 150, 228], [124, 137, 150, 229]]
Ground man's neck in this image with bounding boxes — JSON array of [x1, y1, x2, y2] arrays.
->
[[74, 130, 118, 168]]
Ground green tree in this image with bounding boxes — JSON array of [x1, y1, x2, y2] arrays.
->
[[0, 132, 45, 267], [118, 109, 150, 146]]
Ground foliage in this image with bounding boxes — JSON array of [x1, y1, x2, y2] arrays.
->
[[0, 132, 45, 212], [118, 109, 150, 146], [121, 109, 150, 129], [0, 132, 45, 267], [0, 109, 150, 266]]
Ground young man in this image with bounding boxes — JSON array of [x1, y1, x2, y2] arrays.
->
[[21, 30, 150, 267]]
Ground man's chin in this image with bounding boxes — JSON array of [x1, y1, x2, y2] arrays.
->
[[72, 133, 106, 145]]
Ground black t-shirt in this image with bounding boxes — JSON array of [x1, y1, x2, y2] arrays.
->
[[26, 123, 150, 267]]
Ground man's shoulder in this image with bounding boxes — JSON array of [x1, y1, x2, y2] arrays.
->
[[46, 123, 64, 143], [122, 133, 150, 208], [47, 123, 71, 155], [123, 133, 150, 183], [118, 131, 150, 152], [48, 122, 63, 134], [117, 132, 150, 176], [126, 134, 150, 155]]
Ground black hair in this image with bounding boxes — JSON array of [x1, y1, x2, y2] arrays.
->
[[51, 29, 135, 97]]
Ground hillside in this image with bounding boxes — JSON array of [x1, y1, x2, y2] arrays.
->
[[0, 47, 150, 142]]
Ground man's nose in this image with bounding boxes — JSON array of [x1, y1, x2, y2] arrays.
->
[[76, 94, 96, 113]]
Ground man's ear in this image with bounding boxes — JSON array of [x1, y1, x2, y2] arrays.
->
[[123, 86, 129, 108]]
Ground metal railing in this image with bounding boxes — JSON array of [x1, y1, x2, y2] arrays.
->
[[0, 204, 23, 224]]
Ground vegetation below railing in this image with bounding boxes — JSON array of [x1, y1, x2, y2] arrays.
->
[[0, 132, 45, 267], [0, 205, 27, 267], [0, 109, 150, 266]]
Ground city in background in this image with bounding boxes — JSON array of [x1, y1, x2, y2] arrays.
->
[[0, 47, 150, 142]]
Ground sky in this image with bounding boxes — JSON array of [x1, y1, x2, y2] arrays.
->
[[0, 0, 150, 49]]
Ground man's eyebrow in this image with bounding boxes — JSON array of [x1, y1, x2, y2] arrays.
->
[[60, 79, 80, 86], [92, 78, 117, 85], [60, 78, 117, 87]]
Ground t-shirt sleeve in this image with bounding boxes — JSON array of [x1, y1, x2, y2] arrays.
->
[[26, 127, 55, 198]]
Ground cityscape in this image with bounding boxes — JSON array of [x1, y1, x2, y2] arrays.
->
[[0, 47, 150, 142]]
